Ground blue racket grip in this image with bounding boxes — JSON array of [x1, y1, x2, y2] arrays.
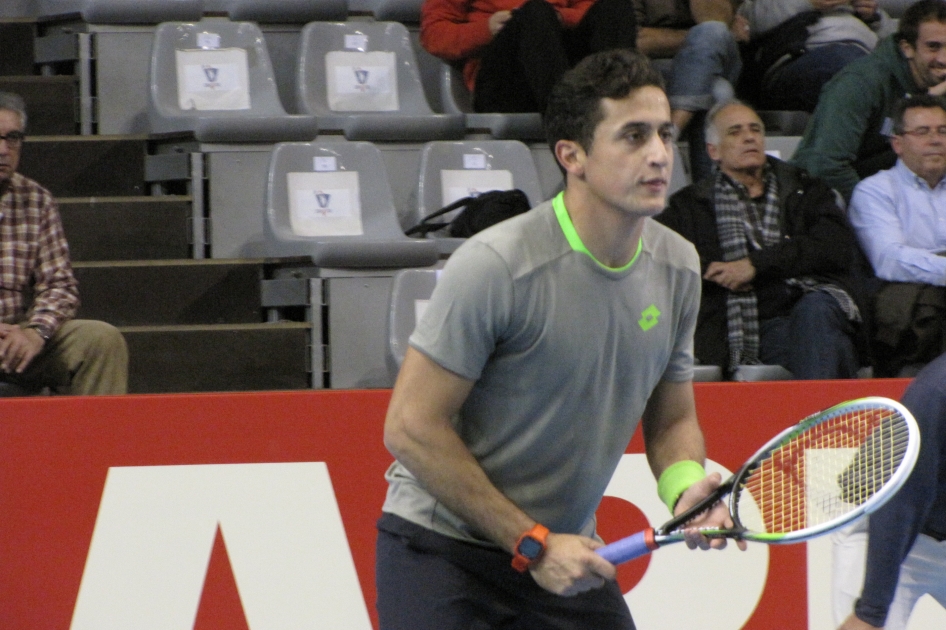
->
[[596, 529, 659, 565]]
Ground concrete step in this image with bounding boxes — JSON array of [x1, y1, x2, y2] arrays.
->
[[17, 135, 146, 197], [59, 196, 192, 261], [0, 75, 77, 135], [120, 322, 311, 393], [73, 259, 265, 326], [0, 21, 35, 75]]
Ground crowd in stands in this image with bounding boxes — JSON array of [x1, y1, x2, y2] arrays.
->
[[419, 0, 946, 381], [2, 0, 944, 387]]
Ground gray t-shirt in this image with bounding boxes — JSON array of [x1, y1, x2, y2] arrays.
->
[[382, 197, 701, 545]]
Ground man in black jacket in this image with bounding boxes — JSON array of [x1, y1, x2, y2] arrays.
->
[[657, 100, 867, 379]]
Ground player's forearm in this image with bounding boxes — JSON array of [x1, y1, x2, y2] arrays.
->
[[641, 381, 707, 477], [385, 414, 534, 551]]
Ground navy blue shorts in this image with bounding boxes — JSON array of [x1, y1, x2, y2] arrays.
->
[[375, 513, 635, 630]]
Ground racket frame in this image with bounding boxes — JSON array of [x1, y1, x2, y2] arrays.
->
[[597, 396, 921, 563]]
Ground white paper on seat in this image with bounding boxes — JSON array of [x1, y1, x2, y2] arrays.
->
[[287, 171, 364, 237], [440, 169, 514, 206], [175, 48, 251, 111], [325, 51, 398, 112]]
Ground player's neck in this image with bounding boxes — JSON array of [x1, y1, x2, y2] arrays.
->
[[562, 187, 646, 268]]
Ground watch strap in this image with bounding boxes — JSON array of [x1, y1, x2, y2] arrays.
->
[[511, 523, 549, 572]]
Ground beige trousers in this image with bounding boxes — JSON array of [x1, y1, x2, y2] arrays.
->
[[5, 319, 128, 395]]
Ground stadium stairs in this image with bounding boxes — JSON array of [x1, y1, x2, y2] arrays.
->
[[0, 17, 312, 393]]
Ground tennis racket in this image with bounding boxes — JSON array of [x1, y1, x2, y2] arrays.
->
[[598, 396, 920, 565]]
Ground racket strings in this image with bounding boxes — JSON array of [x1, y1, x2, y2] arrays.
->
[[735, 406, 910, 535]]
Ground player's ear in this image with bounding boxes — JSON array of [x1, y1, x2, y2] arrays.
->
[[555, 139, 586, 179]]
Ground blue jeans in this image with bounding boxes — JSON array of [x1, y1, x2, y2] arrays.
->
[[759, 290, 859, 380], [666, 21, 742, 114], [657, 21, 742, 181]]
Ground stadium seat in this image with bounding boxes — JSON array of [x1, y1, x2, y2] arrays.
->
[[264, 140, 440, 268], [439, 62, 545, 141], [37, 0, 204, 22], [669, 141, 690, 195], [764, 136, 802, 161], [148, 18, 319, 142], [733, 364, 795, 382], [693, 365, 723, 382], [202, 0, 347, 23], [370, 0, 424, 23], [295, 21, 465, 142], [411, 139, 545, 254], [385, 268, 439, 379], [759, 110, 810, 136]]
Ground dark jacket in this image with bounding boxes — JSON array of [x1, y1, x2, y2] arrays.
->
[[656, 158, 871, 371]]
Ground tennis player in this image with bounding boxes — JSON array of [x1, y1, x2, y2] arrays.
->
[[376, 48, 742, 630]]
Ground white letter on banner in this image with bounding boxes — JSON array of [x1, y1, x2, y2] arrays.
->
[[70, 463, 371, 630], [604, 455, 769, 629]]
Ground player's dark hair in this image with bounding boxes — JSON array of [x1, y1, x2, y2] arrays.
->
[[891, 94, 946, 134], [544, 49, 664, 156], [896, 0, 946, 48]]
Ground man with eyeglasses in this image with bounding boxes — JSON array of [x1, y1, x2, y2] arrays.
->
[[0, 91, 128, 395], [848, 94, 946, 377]]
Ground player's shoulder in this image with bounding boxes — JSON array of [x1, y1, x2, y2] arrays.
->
[[643, 217, 700, 274]]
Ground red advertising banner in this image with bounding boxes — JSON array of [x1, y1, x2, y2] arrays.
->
[[0, 380, 911, 629]]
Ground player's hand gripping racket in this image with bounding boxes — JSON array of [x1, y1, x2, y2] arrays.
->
[[598, 396, 920, 565]]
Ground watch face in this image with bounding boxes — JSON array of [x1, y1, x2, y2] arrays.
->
[[518, 536, 543, 560]]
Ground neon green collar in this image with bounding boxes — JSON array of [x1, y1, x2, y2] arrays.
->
[[552, 192, 642, 272]]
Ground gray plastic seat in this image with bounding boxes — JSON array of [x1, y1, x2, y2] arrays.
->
[[148, 19, 319, 142], [265, 140, 440, 268], [370, 0, 424, 22], [296, 21, 465, 142], [386, 268, 439, 378], [692, 365, 723, 382], [412, 139, 545, 254], [202, 0, 347, 23], [440, 63, 545, 141], [764, 136, 802, 161], [759, 110, 810, 136], [38, 0, 204, 22], [733, 364, 795, 382], [669, 141, 690, 196]]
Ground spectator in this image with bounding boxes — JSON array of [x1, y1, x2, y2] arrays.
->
[[376, 50, 742, 630], [657, 100, 867, 379], [792, 0, 946, 202], [0, 91, 127, 395], [420, 0, 637, 114], [848, 94, 946, 376], [633, 0, 745, 181], [832, 351, 946, 630], [737, 0, 897, 112]]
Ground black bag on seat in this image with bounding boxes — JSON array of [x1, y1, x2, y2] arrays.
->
[[406, 189, 531, 238]]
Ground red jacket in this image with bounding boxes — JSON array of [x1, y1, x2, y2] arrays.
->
[[420, 0, 596, 92]]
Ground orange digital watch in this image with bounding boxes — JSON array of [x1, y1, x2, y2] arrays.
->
[[511, 523, 549, 572]]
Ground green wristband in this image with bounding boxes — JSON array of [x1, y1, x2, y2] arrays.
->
[[657, 460, 706, 514]]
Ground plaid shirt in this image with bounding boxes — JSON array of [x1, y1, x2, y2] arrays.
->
[[0, 172, 78, 336]]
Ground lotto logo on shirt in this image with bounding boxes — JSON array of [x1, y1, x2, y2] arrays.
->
[[638, 304, 661, 331]]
